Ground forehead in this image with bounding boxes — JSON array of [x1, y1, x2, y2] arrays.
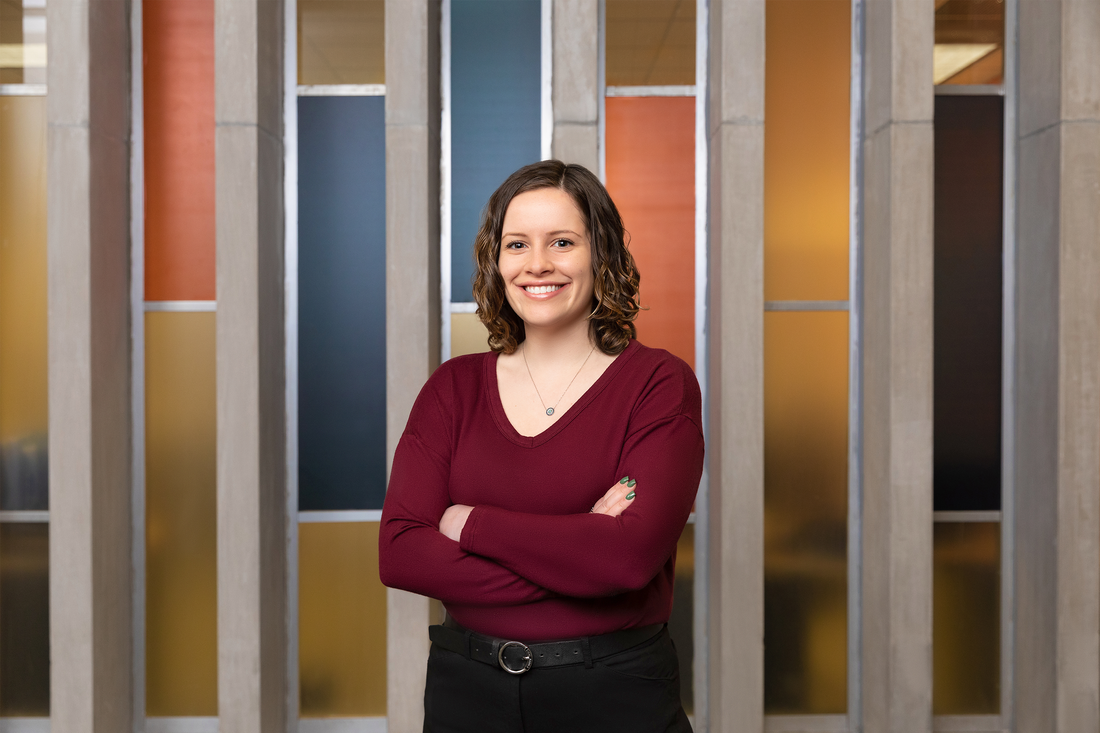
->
[[502, 187, 587, 232]]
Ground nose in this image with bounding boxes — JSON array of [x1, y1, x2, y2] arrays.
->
[[526, 244, 553, 275]]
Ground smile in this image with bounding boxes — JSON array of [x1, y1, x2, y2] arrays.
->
[[524, 284, 563, 294]]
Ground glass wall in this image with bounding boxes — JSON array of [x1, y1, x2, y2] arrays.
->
[[763, 0, 850, 714], [0, 48, 49, 716], [296, 0, 388, 718]]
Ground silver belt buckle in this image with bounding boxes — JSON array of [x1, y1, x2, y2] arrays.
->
[[497, 640, 533, 674]]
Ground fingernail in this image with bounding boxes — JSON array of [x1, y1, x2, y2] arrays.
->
[[619, 476, 630, 484], [626, 491, 636, 500], [627, 479, 636, 488]]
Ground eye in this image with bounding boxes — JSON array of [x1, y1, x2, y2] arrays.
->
[[551, 238, 573, 249], [503, 240, 526, 251]]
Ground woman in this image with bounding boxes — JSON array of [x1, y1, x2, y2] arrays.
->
[[379, 160, 703, 732]]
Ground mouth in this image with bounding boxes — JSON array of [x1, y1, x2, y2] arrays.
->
[[523, 284, 565, 295]]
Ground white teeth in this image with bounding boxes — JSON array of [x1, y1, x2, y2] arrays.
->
[[524, 284, 562, 294]]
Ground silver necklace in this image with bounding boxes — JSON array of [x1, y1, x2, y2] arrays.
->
[[521, 342, 596, 417]]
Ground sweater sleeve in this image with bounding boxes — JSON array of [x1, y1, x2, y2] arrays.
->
[[458, 361, 704, 599], [378, 371, 555, 606]]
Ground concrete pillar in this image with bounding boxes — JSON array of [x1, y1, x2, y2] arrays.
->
[[384, 0, 441, 730], [704, 1, 765, 731], [214, 0, 288, 730], [1013, 2, 1100, 732], [551, 0, 598, 170], [45, 0, 133, 730], [859, 0, 934, 730]]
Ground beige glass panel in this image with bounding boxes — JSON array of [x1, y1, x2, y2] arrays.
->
[[145, 311, 218, 715], [605, 0, 694, 86], [451, 312, 491, 359], [934, 0, 1004, 85], [0, 0, 47, 84], [0, 522, 49, 715], [764, 0, 850, 302], [933, 521, 999, 714], [0, 96, 48, 512], [764, 311, 848, 714], [298, 0, 384, 85], [668, 523, 694, 715], [299, 521, 387, 717]]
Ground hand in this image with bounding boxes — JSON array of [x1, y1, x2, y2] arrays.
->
[[589, 477, 637, 518], [439, 504, 474, 542]]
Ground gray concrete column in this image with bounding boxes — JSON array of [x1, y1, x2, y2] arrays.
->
[[384, 0, 441, 730], [45, 0, 133, 731], [1014, 3, 1100, 732], [704, 1, 765, 730], [551, 0, 598, 170], [214, 0, 288, 730], [859, 0, 934, 730]]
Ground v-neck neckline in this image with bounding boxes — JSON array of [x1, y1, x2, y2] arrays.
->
[[486, 339, 640, 448]]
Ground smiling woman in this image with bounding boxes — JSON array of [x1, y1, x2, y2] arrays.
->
[[380, 160, 703, 733]]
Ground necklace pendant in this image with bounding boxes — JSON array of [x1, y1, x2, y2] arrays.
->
[[545, 407, 555, 416]]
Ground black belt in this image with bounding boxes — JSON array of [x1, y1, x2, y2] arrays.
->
[[429, 618, 664, 675]]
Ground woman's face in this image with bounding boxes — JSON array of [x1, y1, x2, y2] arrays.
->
[[497, 187, 595, 335]]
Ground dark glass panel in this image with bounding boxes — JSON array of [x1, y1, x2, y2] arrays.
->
[[298, 95, 387, 511], [0, 0, 46, 84], [298, 0, 384, 85], [0, 522, 49, 716], [450, 0, 541, 302], [605, 0, 695, 86], [933, 522, 1000, 714], [934, 0, 1005, 85], [934, 95, 1003, 511]]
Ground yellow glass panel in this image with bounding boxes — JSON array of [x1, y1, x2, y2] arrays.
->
[[668, 523, 694, 715], [605, 0, 695, 86], [0, 96, 48, 512], [145, 311, 218, 716], [298, 0, 384, 85], [0, 0, 47, 84], [451, 312, 490, 359], [934, 0, 1004, 85], [299, 521, 387, 717], [933, 521, 999, 714], [764, 0, 850, 302], [764, 311, 848, 713], [0, 522, 49, 715]]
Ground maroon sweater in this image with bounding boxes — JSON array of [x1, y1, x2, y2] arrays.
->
[[379, 339, 704, 640]]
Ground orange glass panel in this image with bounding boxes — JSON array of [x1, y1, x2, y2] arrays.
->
[[298, 0, 385, 85], [0, 522, 49, 716], [451, 312, 491, 359], [764, 311, 848, 713], [668, 523, 694, 715], [144, 0, 216, 301], [934, 0, 1004, 85], [605, 96, 694, 368], [605, 0, 695, 86], [0, 0, 46, 84], [933, 521, 999, 714], [764, 0, 850, 302], [0, 95, 48, 513], [299, 521, 387, 717], [145, 312, 218, 715]]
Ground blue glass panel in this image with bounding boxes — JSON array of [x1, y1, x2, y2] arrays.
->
[[298, 96, 387, 511], [451, 0, 542, 302]]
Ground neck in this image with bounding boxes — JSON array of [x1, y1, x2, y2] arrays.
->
[[521, 319, 595, 364]]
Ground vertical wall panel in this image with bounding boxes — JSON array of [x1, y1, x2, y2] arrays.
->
[[298, 0, 385, 85], [764, 0, 850, 302], [0, 523, 49, 715], [144, 0, 216, 301], [0, 96, 48, 512], [604, 0, 695, 86], [298, 95, 386, 511], [145, 312, 218, 716], [605, 96, 695, 368], [450, 0, 541, 303], [299, 522, 387, 717]]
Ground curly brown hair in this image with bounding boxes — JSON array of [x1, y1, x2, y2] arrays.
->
[[472, 160, 641, 355]]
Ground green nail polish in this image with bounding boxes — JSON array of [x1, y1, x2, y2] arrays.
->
[[619, 476, 630, 484], [627, 478, 636, 488], [626, 491, 636, 500]]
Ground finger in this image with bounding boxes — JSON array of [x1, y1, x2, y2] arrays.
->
[[592, 477, 631, 513], [594, 481, 637, 517]]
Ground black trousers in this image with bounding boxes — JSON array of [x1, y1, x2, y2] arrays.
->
[[423, 627, 694, 733]]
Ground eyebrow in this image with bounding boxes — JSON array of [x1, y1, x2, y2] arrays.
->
[[501, 229, 584, 239]]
